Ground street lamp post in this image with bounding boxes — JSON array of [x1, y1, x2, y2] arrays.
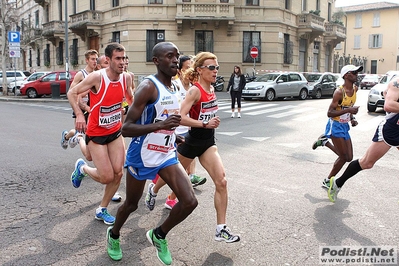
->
[[65, 0, 69, 93]]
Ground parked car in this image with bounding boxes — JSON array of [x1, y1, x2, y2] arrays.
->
[[20, 71, 77, 98], [242, 72, 309, 101], [367, 71, 399, 112], [0, 70, 29, 92], [332, 73, 344, 87], [303, 72, 336, 99], [360, 74, 379, 90], [9, 71, 49, 94], [355, 73, 365, 86], [245, 73, 257, 83]]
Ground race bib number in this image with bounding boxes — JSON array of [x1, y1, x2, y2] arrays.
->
[[199, 99, 218, 122], [147, 133, 175, 153], [339, 107, 351, 123], [99, 103, 122, 128]]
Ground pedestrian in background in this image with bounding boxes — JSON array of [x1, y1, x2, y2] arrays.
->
[[227, 65, 246, 118]]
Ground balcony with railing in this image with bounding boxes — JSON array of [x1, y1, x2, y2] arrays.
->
[[42, 21, 65, 39], [69, 10, 103, 31], [324, 22, 346, 45], [34, 0, 49, 7], [175, 1, 235, 35], [297, 13, 325, 39], [176, 2, 235, 20], [21, 28, 43, 46]]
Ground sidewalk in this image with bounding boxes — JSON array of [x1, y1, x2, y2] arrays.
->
[[0, 93, 68, 103]]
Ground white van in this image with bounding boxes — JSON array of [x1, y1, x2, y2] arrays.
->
[[0, 71, 29, 92]]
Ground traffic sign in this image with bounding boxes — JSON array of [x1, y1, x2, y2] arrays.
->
[[9, 44, 20, 50], [8, 42, 20, 47], [8, 31, 20, 43], [250, 47, 258, 59], [9, 50, 20, 58]]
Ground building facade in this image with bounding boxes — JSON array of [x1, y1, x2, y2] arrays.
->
[[337, 2, 399, 74], [11, 0, 345, 80]]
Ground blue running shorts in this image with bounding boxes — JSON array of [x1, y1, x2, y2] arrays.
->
[[324, 119, 351, 140], [125, 157, 179, 181]]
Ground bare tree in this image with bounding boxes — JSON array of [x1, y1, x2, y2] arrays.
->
[[0, 0, 18, 96]]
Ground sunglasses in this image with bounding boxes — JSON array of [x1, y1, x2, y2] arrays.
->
[[200, 65, 220, 71], [349, 71, 358, 75]]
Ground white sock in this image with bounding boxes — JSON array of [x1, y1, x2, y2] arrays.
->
[[79, 164, 85, 174], [216, 224, 226, 232], [150, 186, 157, 196], [96, 206, 106, 214]]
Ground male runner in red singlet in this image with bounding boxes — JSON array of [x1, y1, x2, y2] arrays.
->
[[67, 43, 133, 225]]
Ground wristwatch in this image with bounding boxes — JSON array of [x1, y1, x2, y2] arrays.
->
[[202, 121, 209, 128]]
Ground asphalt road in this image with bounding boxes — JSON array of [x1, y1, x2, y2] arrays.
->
[[1, 91, 398, 266]]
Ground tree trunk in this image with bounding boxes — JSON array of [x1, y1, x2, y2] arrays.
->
[[1, 0, 8, 96]]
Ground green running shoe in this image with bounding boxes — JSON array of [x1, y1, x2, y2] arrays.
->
[[312, 134, 328, 150], [146, 229, 172, 265], [190, 174, 207, 188], [107, 227, 122, 261], [321, 178, 330, 189], [328, 176, 341, 203]]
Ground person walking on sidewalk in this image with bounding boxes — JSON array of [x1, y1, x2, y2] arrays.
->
[[177, 51, 240, 243], [67, 43, 133, 225], [328, 75, 399, 202], [312, 64, 362, 189], [106, 42, 197, 264], [227, 65, 246, 118]]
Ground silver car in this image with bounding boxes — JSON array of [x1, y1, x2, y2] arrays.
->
[[242, 72, 309, 101], [303, 72, 336, 99], [367, 71, 399, 112]]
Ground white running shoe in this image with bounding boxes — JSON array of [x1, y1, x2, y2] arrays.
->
[[69, 133, 83, 148], [231, 112, 235, 118], [112, 192, 122, 202], [215, 225, 240, 243], [61, 130, 68, 150]]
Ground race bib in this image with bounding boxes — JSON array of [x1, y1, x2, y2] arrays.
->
[[339, 107, 351, 123], [99, 103, 122, 128]]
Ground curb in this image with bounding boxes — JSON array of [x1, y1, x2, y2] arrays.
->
[[0, 95, 68, 103]]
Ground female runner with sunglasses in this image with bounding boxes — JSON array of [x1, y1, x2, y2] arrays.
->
[[177, 52, 240, 243]]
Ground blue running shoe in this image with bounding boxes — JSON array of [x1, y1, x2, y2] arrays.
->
[[71, 158, 87, 188], [61, 130, 68, 150], [95, 208, 115, 225]]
